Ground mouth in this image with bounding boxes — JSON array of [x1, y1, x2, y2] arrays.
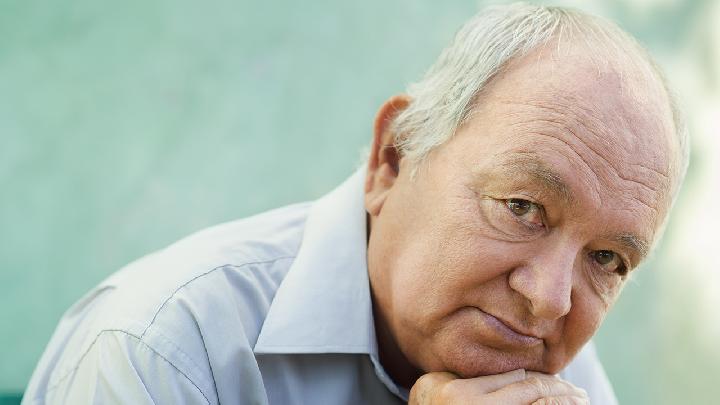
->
[[474, 308, 543, 349]]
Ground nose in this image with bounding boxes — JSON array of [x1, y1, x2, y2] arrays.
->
[[508, 243, 576, 320]]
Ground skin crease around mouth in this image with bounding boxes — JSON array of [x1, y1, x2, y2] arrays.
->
[[364, 37, 678, 390]]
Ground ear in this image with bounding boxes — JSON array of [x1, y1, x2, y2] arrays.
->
[[365, 94, 411, 217]]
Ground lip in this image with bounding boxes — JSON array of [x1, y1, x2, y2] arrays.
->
[[475, 308, 543, 348]]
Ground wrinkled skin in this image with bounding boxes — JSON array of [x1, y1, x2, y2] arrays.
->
[[364, 42, 676, 391]]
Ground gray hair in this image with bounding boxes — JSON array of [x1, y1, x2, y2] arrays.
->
[[391, 2, 689, 198]]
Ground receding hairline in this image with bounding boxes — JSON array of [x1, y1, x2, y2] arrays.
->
[[391, 3, 688, 198]]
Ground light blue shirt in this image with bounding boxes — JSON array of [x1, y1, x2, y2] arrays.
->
[[23, 168, 618, 404]]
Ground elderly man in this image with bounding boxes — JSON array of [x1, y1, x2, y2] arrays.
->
[[24, 3, 687, 405]]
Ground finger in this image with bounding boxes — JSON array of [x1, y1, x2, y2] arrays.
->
[[410, 369, 527, 404], [483, 373, 587, 403], [525, 372, 588, 397], [409, 372, 458, 404], [448, 368, 527, 395], [531, 396, 590, 405], [435, 368, 527, 402]]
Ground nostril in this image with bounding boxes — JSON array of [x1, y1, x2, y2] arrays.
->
[[531, 285, 572, 320], [508, 263, 573, 320]]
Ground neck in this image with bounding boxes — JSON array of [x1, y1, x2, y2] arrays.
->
[[370, 288, 423, 389], [366, 213, 423, 389]]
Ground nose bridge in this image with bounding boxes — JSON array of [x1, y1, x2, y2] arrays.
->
[[509, 238, 578, 320]]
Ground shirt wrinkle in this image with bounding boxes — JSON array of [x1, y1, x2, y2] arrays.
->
[[37, 329, 213, 405], [140, 258, 296, 340]]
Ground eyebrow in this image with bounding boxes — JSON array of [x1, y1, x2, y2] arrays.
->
[[480, 153, 651, 261], [613, 233, 650, 262], [490, 153, 576, 205]]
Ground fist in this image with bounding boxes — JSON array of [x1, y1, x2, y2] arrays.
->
[[408, 369, 589, 405]]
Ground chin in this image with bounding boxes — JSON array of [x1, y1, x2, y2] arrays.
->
[[432, 340, 552, 378]]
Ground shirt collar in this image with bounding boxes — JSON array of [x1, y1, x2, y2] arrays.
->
[[254, 166, 378, 356]]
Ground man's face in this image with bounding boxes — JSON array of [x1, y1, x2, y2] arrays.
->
[[366, 46, 675, 378]]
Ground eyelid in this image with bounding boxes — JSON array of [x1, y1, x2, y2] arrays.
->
[[591, 250, 630, 277], [602, 247, 633, 274], [616, 252, 632, 275], [501, 198, 633, 274], [506, 192, 542, 204]]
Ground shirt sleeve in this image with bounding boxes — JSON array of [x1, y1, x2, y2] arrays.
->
[[25, 330, 214, 405], [560, 341, 619, 405]]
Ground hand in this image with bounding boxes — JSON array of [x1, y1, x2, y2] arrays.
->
[[408, 369, 589, 404]]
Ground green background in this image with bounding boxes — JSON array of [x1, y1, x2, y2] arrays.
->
[[2, 0, 719, 403]]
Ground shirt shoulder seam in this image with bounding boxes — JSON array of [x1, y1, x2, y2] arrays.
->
[[139, 256, 296, 339]]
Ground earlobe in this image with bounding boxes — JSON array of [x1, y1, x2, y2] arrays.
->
[[365, 95, 411, 217], [365, 163, 398, 216]]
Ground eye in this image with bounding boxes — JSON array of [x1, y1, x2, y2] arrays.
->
[[590, 250, 628, 276], [505, 198, 544, 227]]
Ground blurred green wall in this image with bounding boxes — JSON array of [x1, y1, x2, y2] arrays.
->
[[1, 1, 718, 403]]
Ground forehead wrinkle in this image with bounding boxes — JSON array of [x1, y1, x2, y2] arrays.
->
[[501, 97, 616, 159], [499, 98, 667, 216], [510, 93, 670, 183], [504, 127, 604, 204], [499, 98, 622, 182]]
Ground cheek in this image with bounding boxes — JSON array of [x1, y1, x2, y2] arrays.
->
[[572, 297, 606, 334], [561, 288, 609, 350], [391, 197, 518, 322], [532, 289, 610, 374]]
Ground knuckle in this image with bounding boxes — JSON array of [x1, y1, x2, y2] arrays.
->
[[573, 394, 591, 405], [576, 388, 589, 401], [415, 373, 436, 387], [437, 379, 463, 402], [526, 376, 550, 396], [410, 372, 457, 404], [532, 399, 573, 405], [564, 384, 589, 402], [415, 372, 446, 389], [410, 374, 435, 403]]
